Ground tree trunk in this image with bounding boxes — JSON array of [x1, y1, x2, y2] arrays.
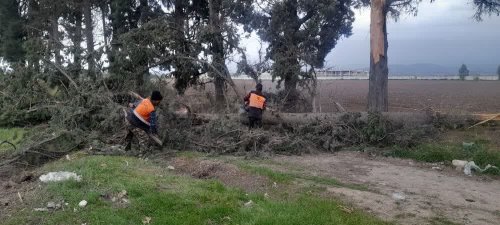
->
[[83, 0, 96, 79], [172, 0, 195, 94], [27, 0, 41, 71], [284, 61, 299, 94], [73, 9, 83, 78], [209, 0, 226, 108], [50, 15, 62, 66], [368, 0, 389, 112], [101, 3, 110, 67], [109, 0, 122, 75], [134, 0, 150, 86]]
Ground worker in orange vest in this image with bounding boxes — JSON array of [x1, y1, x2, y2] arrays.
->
[[125, 91, 163, 151], [244, 83, 267, 129]]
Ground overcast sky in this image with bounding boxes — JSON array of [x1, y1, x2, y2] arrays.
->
[[241, 0, 500, 71]]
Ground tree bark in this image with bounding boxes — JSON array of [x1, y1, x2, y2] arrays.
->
[[208, 0, 226, 108], [368, 0, 389, 113], [134, 0, 150, 86], [50, 15, 62, 66], [83, 0, 96, 79], [73, 8, 83, 78], [101, 3, 110, 66]]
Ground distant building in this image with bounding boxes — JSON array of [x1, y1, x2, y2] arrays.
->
[[316, 69, 369, 78]]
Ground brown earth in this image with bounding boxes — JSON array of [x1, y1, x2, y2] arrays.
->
[[231, 80, 500, 114], [267, 151, 500, 225]]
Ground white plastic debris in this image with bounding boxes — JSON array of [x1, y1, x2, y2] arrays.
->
[[34, 208, 49, 212], [47, 202, 56, 209], [39, 172, 81, 183], [244, 200, 254, 207], [167, 166, 175, 170], [391, 192, 406, 201], [452, 160, 468, 170], [78, 200, 88, 208], [463, 161, 499, 176]]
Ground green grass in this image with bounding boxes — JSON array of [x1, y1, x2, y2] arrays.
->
[[0, 127, 26, 154], [238, 163, 368, 191], [238, 164, 295, 183], [4, 155, 390, 225], [389, 143, 500, 175]]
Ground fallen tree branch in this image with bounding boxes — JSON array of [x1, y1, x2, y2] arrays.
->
[[0, 140, 16, 151], [468, 113, 500, 129], [42, 58, 79, 90]]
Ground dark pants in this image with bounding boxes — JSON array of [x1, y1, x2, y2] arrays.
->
[[248, 117, 262, 129]]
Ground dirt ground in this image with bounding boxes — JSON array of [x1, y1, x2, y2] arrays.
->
[[232, 80, 500, 114], [2, 151, 500, 225], [267, 151, 500, 225]]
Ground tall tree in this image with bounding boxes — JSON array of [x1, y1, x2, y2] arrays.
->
[[356, 0, 425, 112], [360, 0, 500, 112], [459, 64, 469, 80], [162, 0, 206, 94], [0, 0, 25, 63], [254, 0, 354, 108], [83, 0, 96, 79]]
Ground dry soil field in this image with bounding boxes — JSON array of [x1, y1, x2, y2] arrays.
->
[[234, 80, 500, 114]]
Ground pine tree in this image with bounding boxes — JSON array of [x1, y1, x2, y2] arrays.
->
[[255, 0, 354, 106]]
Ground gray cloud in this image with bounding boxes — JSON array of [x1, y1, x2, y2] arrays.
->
[[326, 0, 500, 71]]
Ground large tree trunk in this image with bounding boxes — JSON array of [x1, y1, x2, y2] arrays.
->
[[109, 0, 122, 75], [172, 0, 196, 94], [368, 0, 389, 112], [284, 59, 299, 94], [27, 0, 41, 71], [101, 3, 110, 67], [73, 9, 83, 78], [134, 0, 150, 86], [209, 0, 226, 108], [83, 0, 96, 80], [50, 15, 62, 66]]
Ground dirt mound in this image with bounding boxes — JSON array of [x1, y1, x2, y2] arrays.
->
[[170, 157, 271, 193]]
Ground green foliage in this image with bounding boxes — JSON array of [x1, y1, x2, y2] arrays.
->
[[254, 0, 354, 92], [458, 64, 469, 80], [4, 155, 390, 225], [363, 112, 391, 145]]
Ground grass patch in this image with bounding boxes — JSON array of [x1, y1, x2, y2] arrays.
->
[[4, 155, 390, 225], [238, 163, 368, 191], [0, 127, 26, 154], [389, 143, 500, 175], [239, 164, 295, 183]]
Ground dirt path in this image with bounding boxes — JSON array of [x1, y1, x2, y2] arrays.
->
[[268, 151, 500, 225]]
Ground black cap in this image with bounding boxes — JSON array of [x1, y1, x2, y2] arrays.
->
[[256, 83, 263, 91], [151, 91, 163, 101]]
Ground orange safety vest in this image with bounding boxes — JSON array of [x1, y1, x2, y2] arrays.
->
[[248, 93, 266, 109], [133, 98, 154, 126]]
